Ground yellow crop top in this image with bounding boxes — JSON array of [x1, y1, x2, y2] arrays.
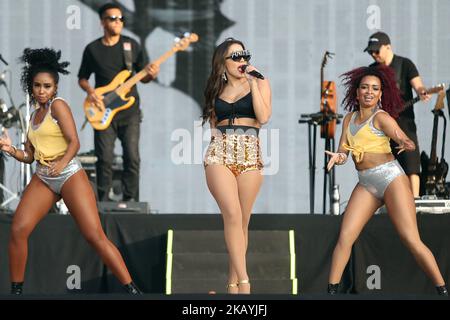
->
[[343, 110, 391, 163], [27, 98, 69, 166]]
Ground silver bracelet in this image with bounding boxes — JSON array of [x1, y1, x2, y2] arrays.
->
[[336, 152, 348, 165]]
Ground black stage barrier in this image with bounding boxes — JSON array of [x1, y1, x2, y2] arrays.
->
[[0, 213, 449, 295]]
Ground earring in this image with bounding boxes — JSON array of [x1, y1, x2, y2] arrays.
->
[[377, 97, 382, 109], [222, 72, 228, 82], [30, 94, 38, 108]]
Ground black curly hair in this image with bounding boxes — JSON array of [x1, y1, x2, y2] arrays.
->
[[19, 48, 70, 97]]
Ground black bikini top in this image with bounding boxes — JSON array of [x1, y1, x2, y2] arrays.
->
[[215, 92, 257, 125]]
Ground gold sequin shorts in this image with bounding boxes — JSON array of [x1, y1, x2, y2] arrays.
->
[[204, 126, 263, 177]]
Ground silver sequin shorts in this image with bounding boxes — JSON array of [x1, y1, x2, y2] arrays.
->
[[36, 157, 83, 195], [357, 159, 405, 200]]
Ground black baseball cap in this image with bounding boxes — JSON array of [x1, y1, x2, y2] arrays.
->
[[364, 32, 391, 52]]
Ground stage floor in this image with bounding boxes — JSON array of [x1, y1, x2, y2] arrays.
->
[[0, 213, 449, 296]]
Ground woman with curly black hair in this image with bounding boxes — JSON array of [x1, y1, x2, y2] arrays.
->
[[0, 48, 142, 295], [325, 65, 448, 296]]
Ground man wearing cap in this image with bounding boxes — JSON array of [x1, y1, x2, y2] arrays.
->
[[364, 31, 430, 198]]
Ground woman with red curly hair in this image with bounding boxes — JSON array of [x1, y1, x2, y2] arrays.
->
[[326, 65, 447, 295]]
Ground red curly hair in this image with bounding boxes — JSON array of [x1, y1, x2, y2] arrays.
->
[[341, 65, 404, 118]]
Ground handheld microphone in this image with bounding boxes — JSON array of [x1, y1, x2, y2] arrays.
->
[[239, 65, 265, 80]]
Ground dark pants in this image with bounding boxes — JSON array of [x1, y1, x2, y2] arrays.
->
[[390, 116, 421, 175], [94, 112, 141, 201]]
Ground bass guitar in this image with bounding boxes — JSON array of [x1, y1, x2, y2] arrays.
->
[[403, 83, 445, 110], [84, 32, 199, 130]]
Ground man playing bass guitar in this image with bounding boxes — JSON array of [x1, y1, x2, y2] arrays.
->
[[78, 2, 159, 202]]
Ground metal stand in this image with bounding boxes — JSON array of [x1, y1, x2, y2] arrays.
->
[[0, 179, 19, 207], [0, 65, 31, 209], [299, 116, 318, 214], [322, 136, 335, 214], [21, 96, 32, 188], [299, 112, 342, 214]]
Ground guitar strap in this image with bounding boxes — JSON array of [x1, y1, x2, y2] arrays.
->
[[123, 41, 133, 72], [390, 55, 403, 91]]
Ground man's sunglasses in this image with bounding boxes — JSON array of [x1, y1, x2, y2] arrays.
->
[[104, 15, 124, 22], [226, 50, 252, 62], [368, 49, 380, 55]]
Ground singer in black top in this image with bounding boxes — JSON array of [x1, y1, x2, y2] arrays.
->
[[203, 38, 272, 294], [78, 3, 159, 202]]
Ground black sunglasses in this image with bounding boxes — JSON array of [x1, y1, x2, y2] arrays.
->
[[226, 50, 252, 62], [368, 49, 380, 55], [104, 15, 124, 22]]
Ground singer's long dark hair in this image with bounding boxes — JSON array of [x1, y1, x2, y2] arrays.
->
[[19, 48, 70, 98], [202, 38, 246, 125], [341, 65, 404, 118]]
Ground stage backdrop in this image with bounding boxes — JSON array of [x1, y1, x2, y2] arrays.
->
[[1, 0, 450, 213]]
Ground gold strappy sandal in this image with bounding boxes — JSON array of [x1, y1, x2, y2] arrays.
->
[[237, 279, 251, 294], [226, 282, 239, 293]]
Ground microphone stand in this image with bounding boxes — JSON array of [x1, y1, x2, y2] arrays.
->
[[299, 115, 319, 214], [321, 98, 340, 215], [299, 111, 343, 214]]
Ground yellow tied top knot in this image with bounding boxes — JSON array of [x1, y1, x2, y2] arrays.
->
[[342, 143, 365, 163], [34, 149, 64, 166], [344, 110, 391, 164]]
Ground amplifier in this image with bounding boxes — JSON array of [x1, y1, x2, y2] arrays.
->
[[415, 199, 450, 214], [78, 152, 123, 201], [376, 198, 450, 214], [77, 155, 97, 164], [98, 201, 150, 214]]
